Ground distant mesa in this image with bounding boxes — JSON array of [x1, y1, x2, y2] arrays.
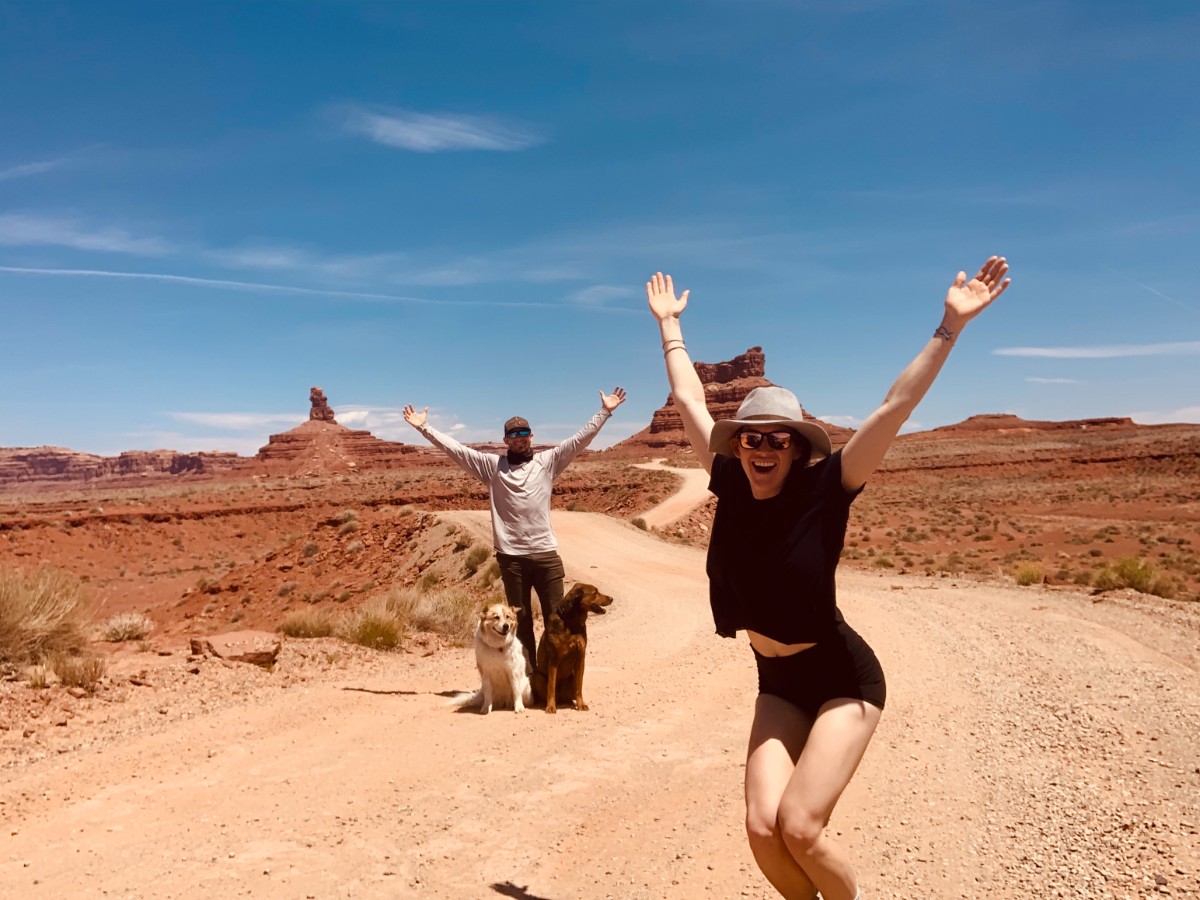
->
[[929, 414, 1137, 434], [249, 387, 419, 477], [0, 447, 241, 486], [611, 346, 855, 456]]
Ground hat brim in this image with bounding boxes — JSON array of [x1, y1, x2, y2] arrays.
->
[[708, 417, 832, 459]]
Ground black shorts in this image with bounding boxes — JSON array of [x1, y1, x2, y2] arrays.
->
[[753, 620, 886, 718]]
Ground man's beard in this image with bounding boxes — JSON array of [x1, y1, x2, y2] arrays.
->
[[507, 447, 534, 465]]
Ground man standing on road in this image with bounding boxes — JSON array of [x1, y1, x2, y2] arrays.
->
[[403, 388, 627, 666]]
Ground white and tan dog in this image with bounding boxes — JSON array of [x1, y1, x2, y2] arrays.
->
[[469, 602, 532, 714]]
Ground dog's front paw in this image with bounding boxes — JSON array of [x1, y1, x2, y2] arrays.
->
[[513, 702, 525, 713], [575, 700, 589, 711], [480, 704, 492, 715]]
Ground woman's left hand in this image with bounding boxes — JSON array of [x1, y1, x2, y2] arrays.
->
[[945, 256, 1011, 324]]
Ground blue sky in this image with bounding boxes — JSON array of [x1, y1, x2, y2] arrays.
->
[[2, 0, 1198, 457]]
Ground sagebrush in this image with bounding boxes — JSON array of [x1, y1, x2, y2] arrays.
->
[[0, 566, 92, 666]]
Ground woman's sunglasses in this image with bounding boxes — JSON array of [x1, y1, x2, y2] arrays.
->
[[736, 430, 795, 450], [505, 428, 532, 438]]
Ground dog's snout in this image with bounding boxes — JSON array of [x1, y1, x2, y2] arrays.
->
[[498, 623, 510, 634]]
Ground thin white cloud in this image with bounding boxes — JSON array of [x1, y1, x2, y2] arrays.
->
[[1103, 265, 1200, 314], [0, 265, 606, 310], [0, 158, 67, 181], [995, 341, 1200, 359], [0, 213, 173, 256], [336, 103, 545, 152], [117, 430, 267, 457], [570, 285, 636, 308], [167, 412, 303, 430], [1025, 376, 1083, 384], [1128, 406, 1200, 425], [816, 414, 862, 428], [0, 265, 447, 304]]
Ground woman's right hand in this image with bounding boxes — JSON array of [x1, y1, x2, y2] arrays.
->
[[402, 404, 428, 428], [646, 272, 689, 322]]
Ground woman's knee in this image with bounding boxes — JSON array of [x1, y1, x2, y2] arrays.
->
[[776, 803, 827, 857], [744, 803, 781, 846]]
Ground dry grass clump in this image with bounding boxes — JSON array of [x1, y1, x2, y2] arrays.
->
[[1092, 556, 1177, 598], [336, 594, 406, 650], [383, 586, 478, 646], [50, 651, 107, 693], [0, 566, 92, 666], [100, 611, 154, 642], [464, 546, 489, 576], [279, 608, 335, 638], [1014, 562, 1045, 586]]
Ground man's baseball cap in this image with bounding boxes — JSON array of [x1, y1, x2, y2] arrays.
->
[[503, 416, 530, 435]]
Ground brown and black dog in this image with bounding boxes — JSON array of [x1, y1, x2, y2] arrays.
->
[[530, 582, 613, 713]]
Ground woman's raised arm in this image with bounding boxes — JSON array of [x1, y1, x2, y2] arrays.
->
[[841, 256, 1011, 492], [646, 272, 716, 472]]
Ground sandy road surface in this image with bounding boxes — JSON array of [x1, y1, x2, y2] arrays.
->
[[631, 460, 712, 530], [2, 491, 1198, 898]]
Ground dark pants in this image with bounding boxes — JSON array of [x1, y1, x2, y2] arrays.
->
[[495, 551, 564, 667]]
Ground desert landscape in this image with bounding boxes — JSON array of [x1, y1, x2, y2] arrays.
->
[[2, 353, 1198, 898]]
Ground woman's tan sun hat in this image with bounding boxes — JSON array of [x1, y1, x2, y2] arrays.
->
[[708, 386, 832, 459]]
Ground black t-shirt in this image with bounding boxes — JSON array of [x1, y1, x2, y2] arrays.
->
[[706, 449, 862, 642]]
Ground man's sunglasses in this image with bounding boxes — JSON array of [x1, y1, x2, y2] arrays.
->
[[505, 428, 532, 438], [736, 430, 795, 451]]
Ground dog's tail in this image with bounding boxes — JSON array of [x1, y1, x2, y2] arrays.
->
[[443, 690, 481, 709]]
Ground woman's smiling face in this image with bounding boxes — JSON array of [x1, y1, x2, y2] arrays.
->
[[731, 427, 806, 499]]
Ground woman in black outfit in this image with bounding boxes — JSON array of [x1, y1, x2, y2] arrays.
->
[[645, 258, 1010, 900]]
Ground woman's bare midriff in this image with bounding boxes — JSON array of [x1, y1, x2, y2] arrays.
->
[[747, 630, 816, 657]]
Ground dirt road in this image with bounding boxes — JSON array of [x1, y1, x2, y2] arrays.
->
[[2, 490, 1198, 898]]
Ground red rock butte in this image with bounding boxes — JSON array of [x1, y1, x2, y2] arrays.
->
[[247, 387, 420, 477], [612, 346, 854, 456]]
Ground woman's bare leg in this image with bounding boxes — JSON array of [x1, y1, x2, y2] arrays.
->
[[777, 698, 882, 900], [744, 693, 819, 900]]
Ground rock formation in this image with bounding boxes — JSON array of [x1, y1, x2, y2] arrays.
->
[[612, 347, 853, 456], [309, 386, 336, 422], [250, 389, 420, 476], [0, 447, 242, 486]]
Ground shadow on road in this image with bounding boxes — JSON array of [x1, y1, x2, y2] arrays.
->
[[490, 881, 554, 900]]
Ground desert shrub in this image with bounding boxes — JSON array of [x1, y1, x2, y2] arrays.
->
[[0, 566, 92, 666], [380, 586, 477, 646], [939, 552, 966, 574], [276, 581, 299, 598], [338, 509, 358, 524], [397, 505, 415, 517], [418, 571, 442, 593], [337, 596, 405, 650], [1014, 562, 1045, 586], [100, 611, 154, 642], [464, 546, 490, 576], [338, 520, 360, 536], [871, 555, 894, 569], [345, 540, 365, 555], [279, 609, 335, 638], [302, 542, 319, 558], [50, 652, 106, 693], [1073, 570, 1093, 586], [453, 536, 471, 552], [631, 517, 648, 531], [482, 561, 501, 587], [1093, 557, 1176, 598], [26, 663, 49, 689]]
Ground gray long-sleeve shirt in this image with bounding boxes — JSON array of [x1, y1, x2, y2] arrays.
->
[[413, 409, 612, 555]]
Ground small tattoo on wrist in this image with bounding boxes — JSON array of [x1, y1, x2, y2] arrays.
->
[[934, 325, 955, 342]]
